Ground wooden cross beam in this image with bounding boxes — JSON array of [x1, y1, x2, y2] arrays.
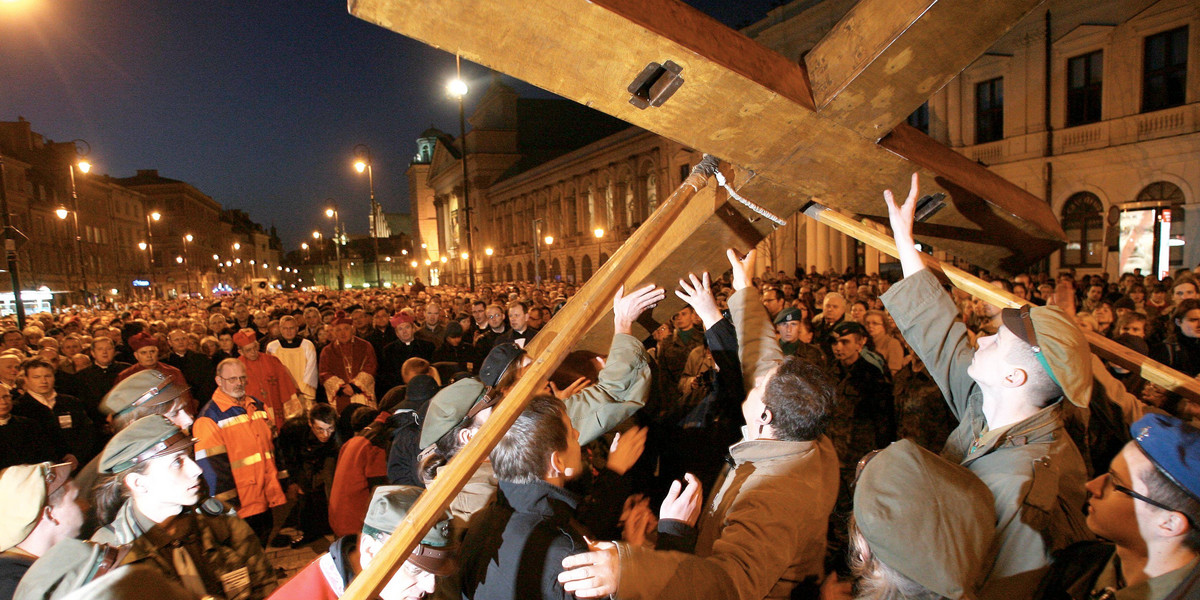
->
[[349, 0, 1058, 277]]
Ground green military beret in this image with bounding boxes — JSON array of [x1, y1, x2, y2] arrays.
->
[[418, 378, 487, 449], [99, 370, 189, 418], [854, 440, 995, 600], [1000, 304, 1093, 408], [362, 485, 455, 576], [0, 462, 72, 552], [830, 320, 868, 339], [772, 307, 803, 325], [98, 416, 195, 475]]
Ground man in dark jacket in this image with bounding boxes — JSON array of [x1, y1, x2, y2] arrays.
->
[[460, 395, 632, 600], [163, 329, 217, 405], [364, 307, 398, 360], [12, 359, 93, 466], [276, 404, 341, 548], [74, 337, 131, 416], [378, 314, 435, 396]]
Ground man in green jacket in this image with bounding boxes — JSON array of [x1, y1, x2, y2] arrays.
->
[[880, 174, 1094, 599]]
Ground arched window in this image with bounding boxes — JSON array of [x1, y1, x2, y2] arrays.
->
[[1061, 192, 1104, 268], [581, 255, 593, 281], [566, 256, 576, 282], [1136, 182, 1186, 268]]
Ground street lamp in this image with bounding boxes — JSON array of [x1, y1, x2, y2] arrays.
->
[[544, 235, 555, 281], [447, 56, 477, 292], [325, 202, 345, 289], [144, 209, 161, 296], [65, 139, 91, 302], [485, 247, 494, 282], [353, 144, 383, 289]]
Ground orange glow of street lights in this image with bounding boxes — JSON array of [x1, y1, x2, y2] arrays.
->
[[138, 242, 148, 251], [150, 211, 161, 221], [485, 247, 494, 256], [55, 207, 69, 220], [594, 228, 604, 239], [76, 160, 91, 174], [353, 161, 367, 174], [544, 235, 554, 245]]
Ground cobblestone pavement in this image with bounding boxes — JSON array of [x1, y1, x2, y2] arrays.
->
[[265, 526, 335, 584]]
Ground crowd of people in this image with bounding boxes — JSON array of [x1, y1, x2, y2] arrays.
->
[[0, 174, 1197, 600]]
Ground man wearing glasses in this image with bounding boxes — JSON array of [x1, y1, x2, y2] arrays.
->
[[1036, 413, 1198, 599], [194, 358, 286, 546]]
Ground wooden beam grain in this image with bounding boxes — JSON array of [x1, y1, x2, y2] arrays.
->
[[806, 0, 1044, 140]]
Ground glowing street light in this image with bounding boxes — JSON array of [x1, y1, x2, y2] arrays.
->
[[55, 207, 69, 220], [485, 247, 494, 256]]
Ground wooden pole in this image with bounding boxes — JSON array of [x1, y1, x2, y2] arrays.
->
[[802, 202, 1200, 402], [340, 158, 717, 600]]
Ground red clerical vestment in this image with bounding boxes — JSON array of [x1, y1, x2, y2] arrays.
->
[[318, 337, 377, 412], [239, 353, 299, 429]]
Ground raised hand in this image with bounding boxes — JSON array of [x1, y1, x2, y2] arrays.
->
[[726, 248, 756, 292], [548, 376, 590, 400], [676, 272, 722, 329], [883, 172, 927, 277], [659, 472, 703, 526], [606, 426, 647, 476], [613, 284, 666, 335]]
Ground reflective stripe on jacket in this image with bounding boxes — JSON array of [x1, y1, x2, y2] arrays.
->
[[194, 390, 286, 517]]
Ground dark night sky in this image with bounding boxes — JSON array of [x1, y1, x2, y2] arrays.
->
[[0, 0, 781, 249]]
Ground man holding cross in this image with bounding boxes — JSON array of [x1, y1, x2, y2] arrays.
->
[[878, 173, 1093, 599]]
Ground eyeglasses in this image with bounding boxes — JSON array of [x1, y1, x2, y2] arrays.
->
[[220, 375, 248, 383], [1105, 470, 1189, 518]]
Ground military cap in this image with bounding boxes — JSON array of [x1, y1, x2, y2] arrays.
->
[[0, 462, 73, 552], [11, 539, 123, 600], [854, 439, 995, 600], [99, 370, 188, 418], [830, 320, 868, 339], [419, 378, 488, 449], [479, 343, 525, 387], [1131, 413, 1200, 502], [1000, 304, 1093, 407], [772, 307, 803, 326], [362, 485, 455, 576], [99, 416, 195, 475]]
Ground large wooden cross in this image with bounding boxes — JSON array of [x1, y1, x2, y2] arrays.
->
[[335, 1, 1138, 597]]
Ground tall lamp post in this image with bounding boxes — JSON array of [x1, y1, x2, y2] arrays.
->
[[532, 218, 544, 285], [353, 145, 383, 289], [485, 247, 494, 282], [58, 139, 92, 304], [145, 210, 161, 297], [182, 234, 194, 296], [447, 60, 477, 292], [313, 231, 330, 289], [325, 203, 345, 290]]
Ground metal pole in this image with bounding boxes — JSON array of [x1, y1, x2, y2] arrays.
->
[[68, 165, 88, 302], [0, 156, 26, 329], [368, 164, 382, 288], [334, 208, 344, 290], [458, 94, 476, 292], [532, 219, 541, 285]]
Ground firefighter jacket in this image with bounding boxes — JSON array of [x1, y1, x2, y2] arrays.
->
[[194, 390, 286, 518]]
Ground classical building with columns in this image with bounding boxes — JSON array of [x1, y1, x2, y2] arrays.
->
[[413, 0, 1199, 284]]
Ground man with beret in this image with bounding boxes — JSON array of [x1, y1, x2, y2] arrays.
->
[[379, 314, 435, 396], [773, 307, 824, 365], [116, 332, 195, 416], [270, 485, 455, 600], [0, 462, 81, 600], [881, 174, 1093, 598], [1035, 413, 1199, 599], [846, 439, 998, 600], [320, 312, 378, 411], [237, 329, 300, 430]]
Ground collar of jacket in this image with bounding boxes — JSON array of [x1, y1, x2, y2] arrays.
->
[[212, 389, 255, 411], [276, 336, 303, 349], [966, 399, 1065, 462], [322, 534, 358, 594], [729, 434, 819, 465], [497, 479, 581, 523]]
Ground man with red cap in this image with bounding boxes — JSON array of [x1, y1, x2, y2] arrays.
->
[[116, 332, 195, 416], [237, 328, 300, 430], [377, 312, 434, 395], [319, 312, 377, 411]]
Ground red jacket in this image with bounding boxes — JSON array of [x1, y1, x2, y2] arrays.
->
[[328, 432, 387, 538]]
